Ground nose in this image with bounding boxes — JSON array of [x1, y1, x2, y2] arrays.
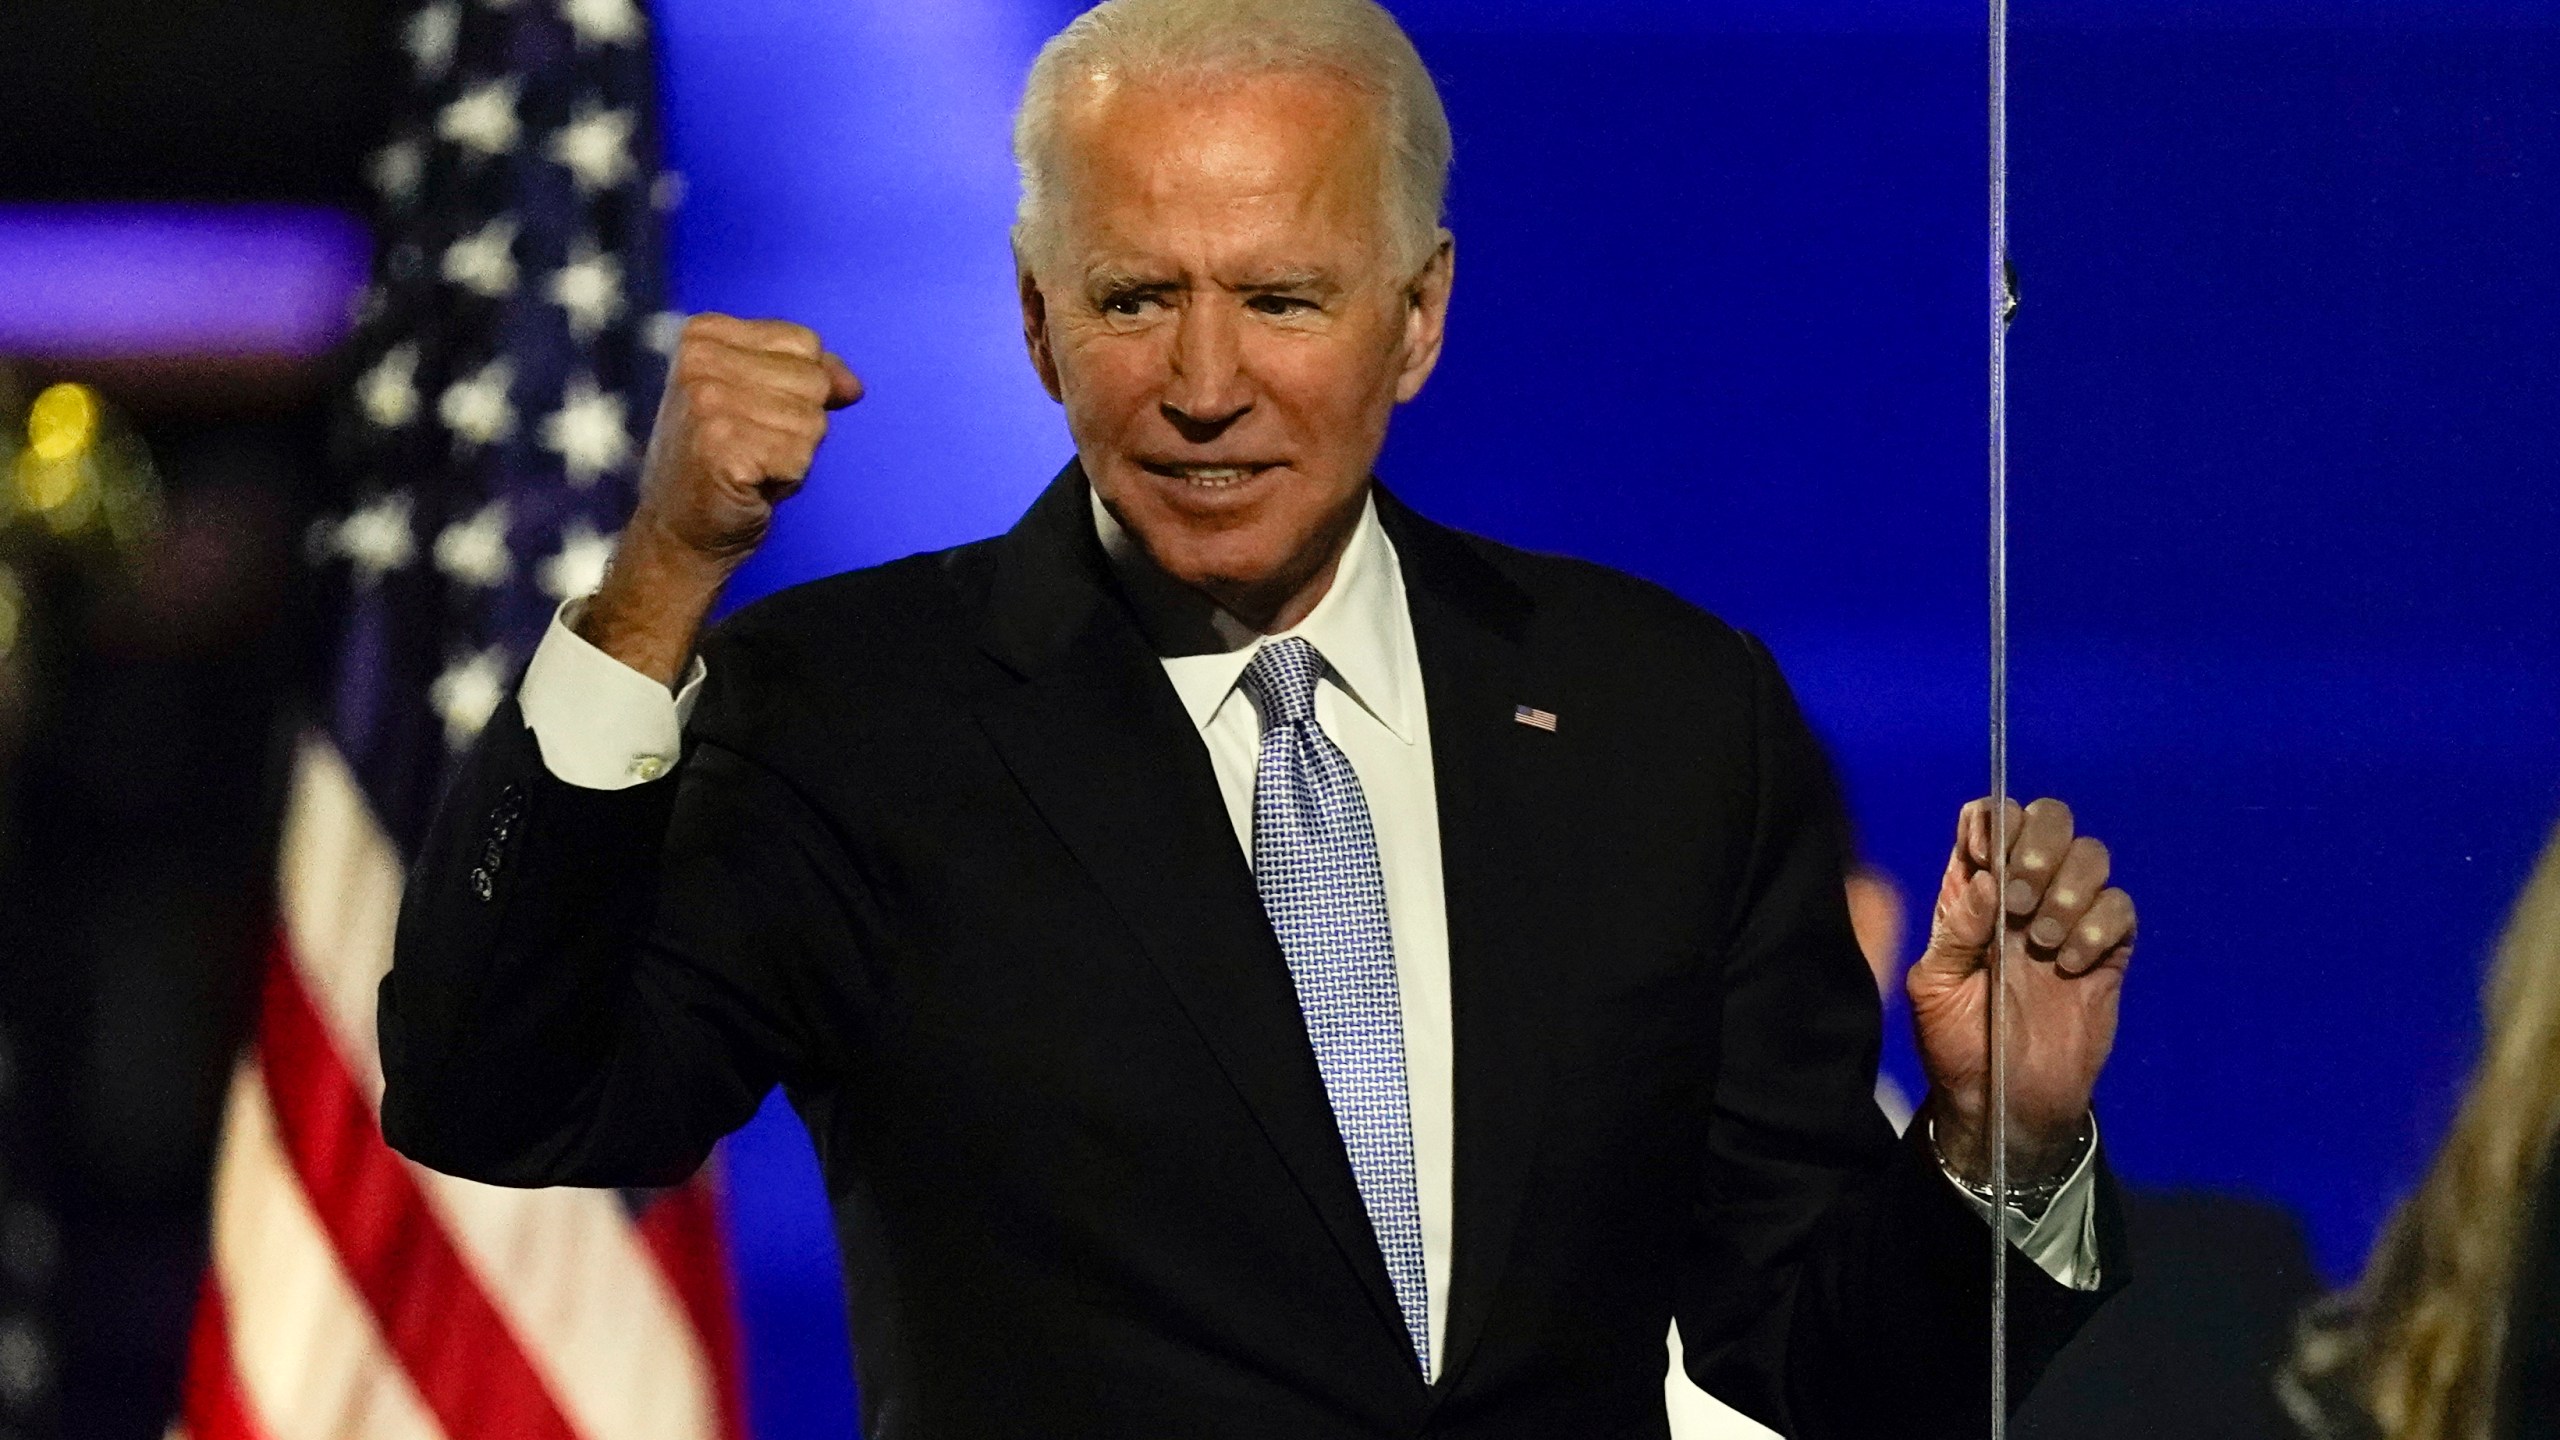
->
[[1161, 296, 1252, 440]]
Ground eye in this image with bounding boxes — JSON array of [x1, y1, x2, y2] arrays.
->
[[1100, 288, 1166, 318], [1248, 294, 1315, 316]]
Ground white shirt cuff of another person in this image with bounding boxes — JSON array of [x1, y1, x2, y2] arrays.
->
[[1939, 1117, 2105, 1291], [517, 599, 705, 789]]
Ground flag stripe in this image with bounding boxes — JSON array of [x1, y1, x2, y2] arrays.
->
[[277, 735, 407, 1103], [209, 1061, 443, 1440], [278, 741, 721, 1440], [256, 945, 585, 1440], [423, 1174, 719, 1440], [636, 1179, 750, 1440], [181, 1279, 277, 1440]]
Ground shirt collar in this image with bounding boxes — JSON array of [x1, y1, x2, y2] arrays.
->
[[1091, 487, 1417, 745]]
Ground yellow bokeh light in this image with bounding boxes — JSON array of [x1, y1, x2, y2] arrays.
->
[[14, 450, 91, 518], [28, 382, 100, 462]]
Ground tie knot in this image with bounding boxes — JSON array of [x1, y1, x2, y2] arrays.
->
[[1241, 636, 1326, 727]]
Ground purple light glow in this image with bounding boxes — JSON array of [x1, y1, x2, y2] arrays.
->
[[0, 204, 372, 359]]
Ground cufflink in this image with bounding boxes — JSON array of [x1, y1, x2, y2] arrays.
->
[[629, 754, 669, 782], [469, 783, 525, 902]]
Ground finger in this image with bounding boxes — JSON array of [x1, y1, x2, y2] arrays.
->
[[742, 413, 825, 485], [682, 382, 828, 468], [2026, 836, 2111, 954], [683, 340, 838, 409], [2054, 887, 2135, 977], [681, 311, 814, 357], [2005, 798, 2076, 917], [820, 351, 864, 409], [694, 410, 825, 488], [691, 313, 823, 359], [1960, 796, 2026, 871]]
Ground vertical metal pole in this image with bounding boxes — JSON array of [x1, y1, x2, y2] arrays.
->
[[1986, 0, 2014, 1431]]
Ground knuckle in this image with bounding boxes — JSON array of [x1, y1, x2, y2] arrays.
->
[[752, 319, 821, 355]]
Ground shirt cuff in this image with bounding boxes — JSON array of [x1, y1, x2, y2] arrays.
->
[[1939, 1116, 2105, 1292], [517, 599, 707, 790]]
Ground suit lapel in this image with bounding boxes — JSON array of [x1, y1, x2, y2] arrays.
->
[[968, 464, 1416, 1362], [1376, 491, 1560, 1399]]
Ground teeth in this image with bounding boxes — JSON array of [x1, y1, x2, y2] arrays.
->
[[1168, 465, 1254, 486]]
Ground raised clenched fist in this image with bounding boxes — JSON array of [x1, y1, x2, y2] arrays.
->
[[641, 313, 863, 560], [579, 313, 862, 683]]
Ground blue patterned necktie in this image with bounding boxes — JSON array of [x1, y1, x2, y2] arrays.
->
[[1240, 636, 1430, 1377]]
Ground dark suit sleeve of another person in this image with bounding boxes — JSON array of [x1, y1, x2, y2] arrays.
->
[[377, 627, 847, 1188], [1674, 634, 2127, 1439], [2500, 1150, 2560, 1440]]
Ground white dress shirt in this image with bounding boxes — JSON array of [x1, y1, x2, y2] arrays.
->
[[513, 492, 2098, 1421]]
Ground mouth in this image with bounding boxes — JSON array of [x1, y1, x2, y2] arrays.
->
[[1138, 460, 1284, 491]]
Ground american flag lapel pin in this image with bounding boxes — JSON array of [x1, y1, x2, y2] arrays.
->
[[1513, 704, 1558, 732]]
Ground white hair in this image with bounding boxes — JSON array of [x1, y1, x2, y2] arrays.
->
[[1011, 0, 1453, 274]]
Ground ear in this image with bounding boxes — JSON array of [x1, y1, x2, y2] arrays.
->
[[1393, 230, 1456, 405], [1017, 247, 1065, 402]]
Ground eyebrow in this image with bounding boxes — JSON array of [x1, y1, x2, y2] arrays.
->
[[1235, 269, 1334, 294], [1078, 265, 1340, 298]]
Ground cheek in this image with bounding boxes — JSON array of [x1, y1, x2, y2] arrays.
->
[[1249, 332, 1398, 431], [1057, 331, 1169, 432]]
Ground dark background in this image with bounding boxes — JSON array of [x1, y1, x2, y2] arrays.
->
[[3, 1, 2553, 1436]]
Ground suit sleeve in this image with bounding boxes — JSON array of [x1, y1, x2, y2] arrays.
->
[[378, 628, 855, 1188], [1674, 632, 2126, 1438]]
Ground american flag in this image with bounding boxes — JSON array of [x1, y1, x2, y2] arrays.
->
[[176, 1, 748, 1438]]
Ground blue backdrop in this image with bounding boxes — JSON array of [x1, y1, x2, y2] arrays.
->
[[651, 3, 2560, 1433]]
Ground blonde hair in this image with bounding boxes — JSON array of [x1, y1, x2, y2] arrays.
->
[[1010, 0, 1453, 274], [2284, 816, 2560, 1438]]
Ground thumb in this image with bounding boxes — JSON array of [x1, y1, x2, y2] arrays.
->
[[821, 352, 865, 409], [1915, 865, 1996, 978]]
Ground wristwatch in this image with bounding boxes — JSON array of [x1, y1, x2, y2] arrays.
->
[[1928, 1115, 2094, 1222]]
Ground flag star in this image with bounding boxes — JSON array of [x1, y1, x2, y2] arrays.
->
[[438, 78, 520, 157], [545, 243, 625, 339], [559, 0, 644, 47], [404, 0, 462, 79], [434, 499, 513, 587], [546, 104, 637, 193], [429, 646, 512, 750], [336, 491, 416, 583], [357, 342, 421, 429], [441, 217, 519, 298], [439, 359, 517, 446], [650, 170, 686, 213], [539, 374, 632, 486], [538, 521, 617, 600], [643, 310, 688, 356], [366, 136, 426, 206]]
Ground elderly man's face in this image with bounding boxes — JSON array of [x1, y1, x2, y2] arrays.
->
[[1019, 69, 1453, 629]]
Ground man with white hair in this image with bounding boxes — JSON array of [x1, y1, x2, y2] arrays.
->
[[381, 1, 2138, 1435]]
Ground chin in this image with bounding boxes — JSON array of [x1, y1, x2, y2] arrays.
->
[[1146, 529, 1297, 596]]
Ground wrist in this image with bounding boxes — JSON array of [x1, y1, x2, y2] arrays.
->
[[577, 517, 735, 686], [1923, 1095, 2091, 1189]]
